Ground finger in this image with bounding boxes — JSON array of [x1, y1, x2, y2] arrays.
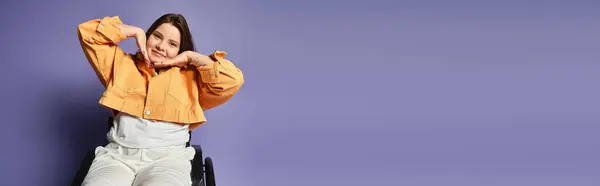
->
[[145, 60, 153, 68], [152, 59, 165, 65], [141, 47, 150, 62], [154, 63, 168, 68], [143, 50, 150, 63], [168, 53, 186, 64], [137, 40, 150, 63], [153, 60, 169, 68]]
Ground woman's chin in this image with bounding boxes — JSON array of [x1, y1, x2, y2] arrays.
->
[[149, 54, 164, 61]]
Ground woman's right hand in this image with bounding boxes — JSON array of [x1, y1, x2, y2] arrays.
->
[[118, 24, 151, 65]]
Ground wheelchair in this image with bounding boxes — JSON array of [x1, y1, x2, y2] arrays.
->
[[71, 116, 216, 186]]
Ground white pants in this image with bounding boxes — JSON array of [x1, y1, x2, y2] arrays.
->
[[82, 143, 196, 186]]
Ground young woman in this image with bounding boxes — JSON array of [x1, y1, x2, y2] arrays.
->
[[77, 13, 244, 186]]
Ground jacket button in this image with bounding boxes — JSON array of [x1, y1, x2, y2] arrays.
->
[[145, 110, 151, 115]]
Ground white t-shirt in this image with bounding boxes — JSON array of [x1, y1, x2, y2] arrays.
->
[[107, 112, 191, 149]]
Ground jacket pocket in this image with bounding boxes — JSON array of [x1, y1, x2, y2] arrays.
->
[[167, 71, 192, 107], [112, 59, 146, 93]]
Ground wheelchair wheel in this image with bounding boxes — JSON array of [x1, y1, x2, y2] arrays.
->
[[204, 157, 215, 186]]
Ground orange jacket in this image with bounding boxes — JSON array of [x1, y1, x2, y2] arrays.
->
[[77, 16, 244, 130]]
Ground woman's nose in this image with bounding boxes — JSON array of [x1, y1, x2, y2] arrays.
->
[[155, 44, 164, 51]]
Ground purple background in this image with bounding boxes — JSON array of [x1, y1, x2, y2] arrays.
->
[[1, 0, 599, 185]]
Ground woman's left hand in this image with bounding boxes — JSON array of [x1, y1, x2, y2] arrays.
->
[[153, 51, 215, 68]]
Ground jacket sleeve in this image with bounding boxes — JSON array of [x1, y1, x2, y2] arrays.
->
[[196, 51, 245, 110], [77, 16, 128, 87]]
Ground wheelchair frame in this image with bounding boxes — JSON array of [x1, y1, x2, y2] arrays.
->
[[70, 116, 216, 186]]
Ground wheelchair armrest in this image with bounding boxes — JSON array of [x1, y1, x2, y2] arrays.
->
[[192, 144, 203, 156], [71, 149, 96, 186], [190, 145, 204, 186]]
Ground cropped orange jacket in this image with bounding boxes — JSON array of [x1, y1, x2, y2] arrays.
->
[[77, 16, 244, 130]]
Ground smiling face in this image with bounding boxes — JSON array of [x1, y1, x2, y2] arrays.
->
[[146, 23, 181, 63]]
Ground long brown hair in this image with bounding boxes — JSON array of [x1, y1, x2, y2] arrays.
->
[[136, 13, 196, 57]]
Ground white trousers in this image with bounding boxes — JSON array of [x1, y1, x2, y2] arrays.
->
[[82, 143, 196, 186]]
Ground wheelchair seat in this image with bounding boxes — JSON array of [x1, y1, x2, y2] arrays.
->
[[70, 116, 216, 186]]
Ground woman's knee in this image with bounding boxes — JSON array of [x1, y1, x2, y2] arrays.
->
[[134, 179, 191, 186]]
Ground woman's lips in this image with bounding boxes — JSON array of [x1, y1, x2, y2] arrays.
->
[[151, 50, 166, 58]]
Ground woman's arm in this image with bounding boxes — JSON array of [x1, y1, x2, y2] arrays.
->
[[77, 16, 149, 87], [153, 51, 245, 110], [194, 51, 245, 110]]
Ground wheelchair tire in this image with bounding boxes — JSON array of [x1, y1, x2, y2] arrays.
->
[[204, 157, 216, 186]]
